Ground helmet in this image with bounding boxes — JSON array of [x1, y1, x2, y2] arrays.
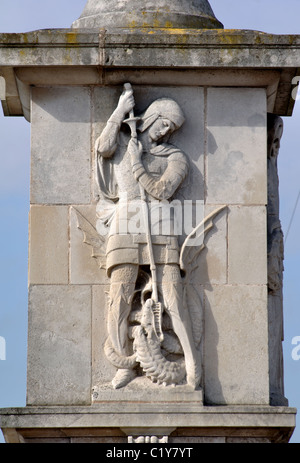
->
[[138, 98, 185, 133]]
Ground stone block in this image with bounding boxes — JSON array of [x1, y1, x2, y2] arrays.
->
[[29, 205, 69, 285], [206, 88, 267, 205], [31, 87, 91, 204], [204, 285, 269, 405], [228, 206, 267, 285], [27, 285, 92, 406]]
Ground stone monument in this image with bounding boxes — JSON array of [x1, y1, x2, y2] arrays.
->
[[0, 0, 298, 443]]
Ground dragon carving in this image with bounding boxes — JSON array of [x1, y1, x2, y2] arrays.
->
[[73, 205, 225, 388]]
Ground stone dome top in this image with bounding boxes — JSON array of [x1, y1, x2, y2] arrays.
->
[[72, 0, 223, 30]]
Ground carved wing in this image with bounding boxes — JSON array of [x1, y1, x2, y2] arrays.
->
[[179, 205, 226, 278], [72, 207, 107, 270], [183, 282, 203, 350], [180, 206, 226, 349]]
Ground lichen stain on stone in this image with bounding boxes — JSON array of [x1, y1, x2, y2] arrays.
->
[[152, 19, 161, 28], [288, 35, 298, 46], [19, 49, 27, 59], [127, 8, 176, 30], [66, 32, 79, 45], [22, 33, 29, 44], [63, 45, 77, 65], [144, 27, 188, 35], [175, 34, 189, 45], [215, 29, 246, 46], [128, 20, 138, 29], [63, 32, 80, 65]]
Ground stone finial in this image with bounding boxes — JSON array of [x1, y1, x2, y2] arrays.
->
[[72, 0, 223, 29]]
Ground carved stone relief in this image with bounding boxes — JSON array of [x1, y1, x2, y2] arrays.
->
[[128, 436, 169, 444], [267, 113, 288, 406], [75, 84, 224, 392]]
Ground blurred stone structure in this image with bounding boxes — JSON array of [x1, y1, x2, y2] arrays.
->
[[0, 0, 298, 443]]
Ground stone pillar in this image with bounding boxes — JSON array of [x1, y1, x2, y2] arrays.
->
[[0, 0, 297, 443]]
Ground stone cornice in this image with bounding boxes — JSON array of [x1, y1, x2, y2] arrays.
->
[[0, 28, 300, 119], [1, 29, 300, 65]]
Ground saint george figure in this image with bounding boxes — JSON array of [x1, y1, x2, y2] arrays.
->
[[95, 86, 200, 389]]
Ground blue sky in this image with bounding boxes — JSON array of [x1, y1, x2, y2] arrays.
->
[[0, 0, 300, 444]]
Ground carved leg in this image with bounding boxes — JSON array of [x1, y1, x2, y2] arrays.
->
[[107, 264, 139, 388], [157, 264, 201, 389]]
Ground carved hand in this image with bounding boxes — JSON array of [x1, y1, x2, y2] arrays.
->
[[117, 86, 135, 119], [128, 138, 143, 165]]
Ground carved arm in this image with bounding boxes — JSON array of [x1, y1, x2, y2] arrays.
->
[[95, 86, 135, 158], [132, 153, 188, 200]]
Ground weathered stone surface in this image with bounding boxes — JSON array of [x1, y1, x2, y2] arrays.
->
[[228, 206, 267, 285], [204, 285, 269, 405], [69, 437, 127, 443], [72, 0, 224, 29], [0, 76, 5, 100], [27, 285, 92, 406], [169, 436, 226, 443], [1, 29, 300, 72], [29, 206, 69, 285], [31, 87, 91, 204], [206, 88, 267, 205], [226, 437, 271, 443]]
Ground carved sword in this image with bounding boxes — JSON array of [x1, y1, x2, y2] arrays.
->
[[123, 83, 163, 342]]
